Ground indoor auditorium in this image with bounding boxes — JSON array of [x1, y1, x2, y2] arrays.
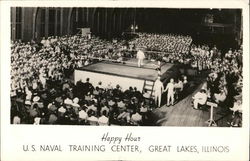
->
[[10, 7, 243, 127]]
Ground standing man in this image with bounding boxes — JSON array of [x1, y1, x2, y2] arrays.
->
[[136, 48, 145, 67], [154, 77, 164, 107], [40, 37, 46, 46], [165, 78, 175, 106]]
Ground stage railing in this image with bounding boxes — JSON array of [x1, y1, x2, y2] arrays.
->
[[126, 49, 168, 55], [86, 56, 123, 63], [78, 49, 174, 68], [81, 55, 161, 69], [82, 52, 165, 62]]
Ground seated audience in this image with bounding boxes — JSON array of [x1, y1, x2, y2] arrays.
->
[[10, 32, 243, 127], [192, 89, 208, 110]]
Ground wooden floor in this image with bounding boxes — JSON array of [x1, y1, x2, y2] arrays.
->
[[152, 77, 232, 127]]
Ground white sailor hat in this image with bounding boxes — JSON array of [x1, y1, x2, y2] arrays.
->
[[33, 96, 40, 102]]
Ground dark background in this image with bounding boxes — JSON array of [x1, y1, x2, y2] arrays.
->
[[11, 7, 242, 51]]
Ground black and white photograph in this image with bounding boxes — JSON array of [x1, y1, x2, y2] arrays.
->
[[1, 0, 249, 161], [10, 7, 243, 127]]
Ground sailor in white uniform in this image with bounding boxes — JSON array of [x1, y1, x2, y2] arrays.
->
[[154, 77, 164, 107], [165, 78, 175, 106], [136, 48, 145, 67]]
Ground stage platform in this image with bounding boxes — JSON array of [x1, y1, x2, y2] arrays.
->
[[74, 59, 177, 92], [81, 61, 173, 81]]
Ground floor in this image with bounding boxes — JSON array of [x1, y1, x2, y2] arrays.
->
[[151, 78, 232, 127]]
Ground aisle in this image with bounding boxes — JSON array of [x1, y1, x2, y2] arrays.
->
[[159, 83, 210, 126], [153, 81, 232, 127]]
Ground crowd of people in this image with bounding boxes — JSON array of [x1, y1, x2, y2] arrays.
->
[[10, 32, 243, 126], [127, 33, 193, 62], [189, 44, 240, 71], [12, 75, 156, 125], [191, 45, 243, 126], [129, 33, 192, 53], [10, 34, 161, 125], [10, 33, 195, 103], [10, 35, 132, 98]]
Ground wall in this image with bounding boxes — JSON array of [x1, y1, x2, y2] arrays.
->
[[22, 8, 35, 41], [11, 7, 242, 44], [10, 7, 147, 41], [74, 69, 145, 92]]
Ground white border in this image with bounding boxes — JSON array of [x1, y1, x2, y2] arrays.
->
[[1, 0, 249, 161]]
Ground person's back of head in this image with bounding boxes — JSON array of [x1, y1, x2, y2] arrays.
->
[[102, 110, 107, 117], [200, 89, 206, 93], [87, 109, 94, 117], [136, 108, 141, 114]]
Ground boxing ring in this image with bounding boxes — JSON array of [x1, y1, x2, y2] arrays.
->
[[74, 59, 176, 92]]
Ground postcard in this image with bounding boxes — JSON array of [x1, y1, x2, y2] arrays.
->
[[0, 0, 249, 160]]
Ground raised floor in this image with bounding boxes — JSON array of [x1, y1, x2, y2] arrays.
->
[[79, 59, 174, 81]]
